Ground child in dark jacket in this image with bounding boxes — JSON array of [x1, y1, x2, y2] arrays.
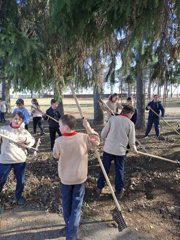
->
[[144, 95, 165, 138], [43, 99, 61, 152]]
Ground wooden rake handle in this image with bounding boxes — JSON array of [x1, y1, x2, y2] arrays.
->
[[31, 106, 59, 124], [0, 133, 38, 151], [127, 149, 180, 164], [69, 84, 123, 212], [149, 107, 180, 136]]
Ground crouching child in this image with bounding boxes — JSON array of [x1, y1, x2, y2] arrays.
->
[[0, 112, 35, 205], [53, 114, 100, 240]]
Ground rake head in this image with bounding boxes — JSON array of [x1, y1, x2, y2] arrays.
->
[[113, 207, 127, 231]]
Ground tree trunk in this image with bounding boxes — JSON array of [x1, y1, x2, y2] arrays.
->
[[136, 46, 145, 129], [54, 78, 64, 116], [93, 83, 104, 124], [148, 79, 151, 101], [92, 50, 104, 125], [128, 83, 131, 96], [171, 84, 173, 98], [2, 76, 11, 113]]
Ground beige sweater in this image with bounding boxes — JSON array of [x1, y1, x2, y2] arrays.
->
[[0, 125, 35, 164], [105, 100, 122, 121], [101, 115, 137, 155], [53, 128, 100, 185], [31, 104, 42, 117]]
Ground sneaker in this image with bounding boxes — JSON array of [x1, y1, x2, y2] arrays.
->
[[95, 186, 102, 195], [115, 191, 124, 200], [40, 132, 45, 136], [143, 135, 148, 139], [32, 132, 36, 135], [17, 197, 25, 205]]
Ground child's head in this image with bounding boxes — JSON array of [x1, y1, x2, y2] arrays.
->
[[59, 114, 76, 134], [109, 93, 118, 102], [16, 99, 24, 110], [11, 111, 24, 127], [51, 99, 58, 109], [153, 95, 159, 102], [126, 97, 133, 106], [122, 105, 135, 119], [32, 98, 39, 106]]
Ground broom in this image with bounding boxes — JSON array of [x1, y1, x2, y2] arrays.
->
[[149, 106, 180, 136], [69, 84, 127, 231]]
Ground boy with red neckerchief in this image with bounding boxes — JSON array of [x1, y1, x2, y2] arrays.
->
[[95, 105, 137, 199], [0, 112, 35, 205], [53, 114, 100, 240]]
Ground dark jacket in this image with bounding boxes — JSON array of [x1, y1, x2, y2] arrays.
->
[[131, 108, 138, 125], [146, 100, 165, 118], [43, 107, 61, 128]]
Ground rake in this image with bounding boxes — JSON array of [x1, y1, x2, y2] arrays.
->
[[31, 105, 59, 123], [69, 84, 127, 231], [149, 106, 180, 136]]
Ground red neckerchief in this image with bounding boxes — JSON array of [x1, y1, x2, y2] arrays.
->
[[9, 123, 20, 129], [111, 100, 116, 103], [63, 131, 77, 136], [120, 113, 130, 119]]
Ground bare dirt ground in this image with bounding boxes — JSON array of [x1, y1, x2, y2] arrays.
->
[[0, 98, 180, 240]]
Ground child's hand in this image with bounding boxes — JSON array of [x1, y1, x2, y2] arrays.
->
[[16, 137, 27, 144], [83, 119, 90, 129]]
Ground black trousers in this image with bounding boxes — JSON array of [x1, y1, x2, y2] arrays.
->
[[49, 127, 62, 151], [33, 117, 44, 133]]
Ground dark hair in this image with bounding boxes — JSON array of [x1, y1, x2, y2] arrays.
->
[[154, 94, 159, 98], [11, 111, 24, 120], [127, 97, 132, 101], [122, 105, 135, 115], [51, 99, 57, 105], [109, 93, 118, 100], [0, 98, 2, 101], [32, 98, 39, 107], [16, 99, 24, 105], [60, 114, 76, 130]]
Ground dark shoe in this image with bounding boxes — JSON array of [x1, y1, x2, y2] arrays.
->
[[40, 132, 45, 136], [95, 186, 102, 195], [115, 191, 124, 200], [17, 197, 25, 205]]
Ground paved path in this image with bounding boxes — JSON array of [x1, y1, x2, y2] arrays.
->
[[0, 206, 153, 240]]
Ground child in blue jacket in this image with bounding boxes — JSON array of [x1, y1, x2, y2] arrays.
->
[[144, 95, 164, 138]]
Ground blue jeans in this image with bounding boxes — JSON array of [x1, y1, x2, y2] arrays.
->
[[97, 151, 125, 194], [62, 182, 85, 240], [0, 162, 26, 200], [145, 116, 160, 137]]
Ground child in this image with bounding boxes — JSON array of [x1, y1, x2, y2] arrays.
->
[[143, 95, 164, 139], [13, 99, 30, 130], [123, 97, 138, 125], [31, 98, 44, 135], [0, 98, 11, 122], [43, 99, 62, 152], [99, 93, 122, 122], [0, 112, 35, 205], [95, 105, 137, 199], [53, 114, 100, 240]]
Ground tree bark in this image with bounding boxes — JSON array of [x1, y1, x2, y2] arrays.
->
[[54, 78, 64, 116], [136, 46, 145, 129], [92, 50, 104, 125], [2, 76, 11, 113]]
